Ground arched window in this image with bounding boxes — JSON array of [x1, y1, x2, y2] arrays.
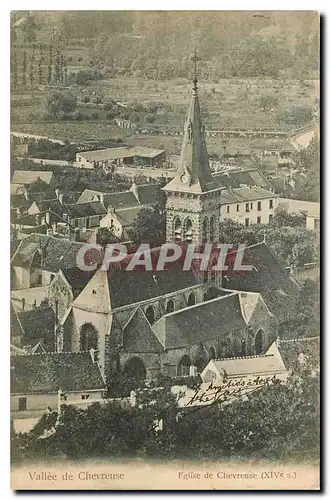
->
[[184, 218, 193, 243], [187, 292, 196, 307], [145, 305, 155, 325], [80, 323, 98, 351], [255, 329, 264, 355], [123, 357, 146, 382], [166, 299, 175, 314], [202, 217, 209, 243], [174, 217, 182, 242], [177, 355, 191, 377], [209, 216, 215, 242], [209, 346, 216, 360]]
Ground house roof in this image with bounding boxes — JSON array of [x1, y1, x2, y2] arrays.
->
[[10, 194, 30, 209], [113, 206, 145, 227], [65, 201, 106, 218], [12, 170, 53, 186], [77, 184, 158, 210], [152, 293, 247, 350], [220, 186, 276, 205], [16, 306, 55, 341], [278, 198, 320, 218], [62, 268, 97, 298], [131, 183, 158, 205], [202, 342, 287, 377], [213, 168, 274, 192], [11, 233, 86, 273], [11, 351, 106, 394], [79, 146, 165, 162]]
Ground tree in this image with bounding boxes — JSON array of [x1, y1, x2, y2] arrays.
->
[[11, 52, 18, 88], [46, 91, 77, 119], [29, 48, 35, 88], [280, 105, 313, 126], [54, 49, 61, 84], [260, 94, 279, 111], [21, 51, 27, 87], [22, 14, 37, 43], [128, 199, 166, 248], [96, 227, 120, 246], [47, 45, 52, 85]]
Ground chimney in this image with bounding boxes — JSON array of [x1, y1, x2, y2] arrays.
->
[[55, 188, 60, 199], [58, 194, 64, 204], [45, 211, 50, 225]]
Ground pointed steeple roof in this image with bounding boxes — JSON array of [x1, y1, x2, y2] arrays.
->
[[163, 64, 217, 194]]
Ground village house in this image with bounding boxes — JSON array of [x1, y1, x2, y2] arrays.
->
[[173, 341, 289, 409], [219, 186, 278, 226], [10, 350, 106, 433], [11, 233, 87, 289], [279, 198, 320, 231], [75, 146, 166, 169], [100, 206, 145, 240]]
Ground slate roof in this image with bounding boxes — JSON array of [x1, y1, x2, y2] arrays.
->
[[222, 242, 299, 317], [10, 194, 30, 209], [11, 352, 106, 394], [62, 268, 97, 297], [220, 186, 276, 205], [153, 293, 246, 350], [65, 201, 106, 218], [16, 307, 55, 341], [12, 170, 53, 185], [132, 183, 158, 205], [106, 259, 200, 309], [114, 206, 145, 227], [123, 308, 163, 353], [213, 168, 273, 191], [11, 233, 86, 273]]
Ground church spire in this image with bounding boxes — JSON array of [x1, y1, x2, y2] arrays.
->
[[163, 51, 216, 194]]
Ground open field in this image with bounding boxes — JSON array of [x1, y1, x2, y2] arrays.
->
[[11, 76, 319, 153]]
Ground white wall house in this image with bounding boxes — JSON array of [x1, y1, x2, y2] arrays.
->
[[220, 187, 278, 227]]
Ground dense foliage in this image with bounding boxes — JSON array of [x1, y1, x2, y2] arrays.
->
[[11, 12, 319, 80], [11, 357, 319, 463], [218, 209, 319, 268]]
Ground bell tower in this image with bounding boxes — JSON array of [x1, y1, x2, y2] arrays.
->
[[162, 52, 222, 245]]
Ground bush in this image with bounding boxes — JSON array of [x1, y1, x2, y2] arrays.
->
[[90, 111, 99, 120], [145, 113, 156, 123]]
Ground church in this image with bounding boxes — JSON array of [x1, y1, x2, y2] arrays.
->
[[11, 70, 298, 385], [50, 71, 296, 384]]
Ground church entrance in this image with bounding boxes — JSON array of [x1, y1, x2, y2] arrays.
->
[[123, 357, 146, 382], [177, 355, 191, 377]]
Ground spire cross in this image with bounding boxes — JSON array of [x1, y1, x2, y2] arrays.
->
[[191, 51, 201, 91]]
